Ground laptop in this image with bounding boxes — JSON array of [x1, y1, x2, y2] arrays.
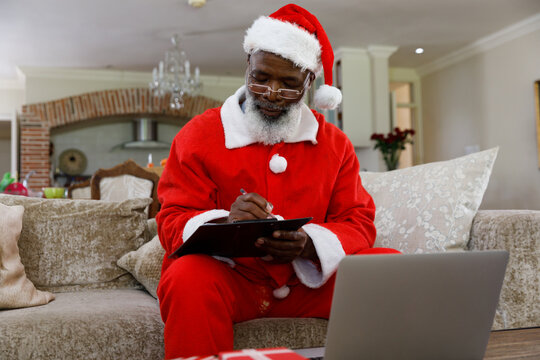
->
[[319, 250, 508, 360]]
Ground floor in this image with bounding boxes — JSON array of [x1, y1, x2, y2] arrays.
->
[[484, 327, 540, 359]]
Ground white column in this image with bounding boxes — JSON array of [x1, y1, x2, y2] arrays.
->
[[10, 112, 17, 179], [334, 48, 372, 147], [355, 45, 398, 172]]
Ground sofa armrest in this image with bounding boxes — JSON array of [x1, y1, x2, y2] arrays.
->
[[468, 210, 540, 330]]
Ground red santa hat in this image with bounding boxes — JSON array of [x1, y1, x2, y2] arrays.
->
[[243, 4, 342, 110]]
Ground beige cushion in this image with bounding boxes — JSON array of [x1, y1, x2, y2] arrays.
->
[[118, 234, 165, 299], [0, 195, 151, 292], [360, 148, 497, 253], [71, 186, 91, 199], [100, 175, 153, 202], [0, 203, 54, 309]]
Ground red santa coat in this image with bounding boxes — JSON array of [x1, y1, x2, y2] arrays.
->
[[156, 86, 376, 298]]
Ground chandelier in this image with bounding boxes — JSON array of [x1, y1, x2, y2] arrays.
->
[[149, 34, 202, 109]]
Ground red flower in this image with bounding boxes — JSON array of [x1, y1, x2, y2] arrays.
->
[[370, 127, 415, 170]]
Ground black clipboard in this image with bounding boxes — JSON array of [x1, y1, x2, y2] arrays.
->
[[169, 217, 313, 259]]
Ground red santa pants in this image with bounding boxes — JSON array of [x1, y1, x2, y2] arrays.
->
[[157, 248, 399, 359]]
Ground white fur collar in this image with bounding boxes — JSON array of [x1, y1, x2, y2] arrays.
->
[[220, 86, 319, 149]]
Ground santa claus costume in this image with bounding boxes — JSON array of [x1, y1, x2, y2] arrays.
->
[[156, 4, 399, 359]]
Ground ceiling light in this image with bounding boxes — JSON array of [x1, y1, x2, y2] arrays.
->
[[149, 35, 202, 109], [415, 48, 424, 54], [188, 0, 206, 8]]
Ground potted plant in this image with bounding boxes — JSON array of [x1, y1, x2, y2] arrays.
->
[[370, 127, 415, 171]]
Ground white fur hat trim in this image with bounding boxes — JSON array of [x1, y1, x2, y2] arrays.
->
[[273, 285, 290, 299], [269, 154, 287, 174], [314, 84, 342, 110], [244, 16, 323, 76]]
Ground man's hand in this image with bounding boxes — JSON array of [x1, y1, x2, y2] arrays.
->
[[228, 191, 274, 223], [228, 191, 318, 263], [255, 229, 319, 264]]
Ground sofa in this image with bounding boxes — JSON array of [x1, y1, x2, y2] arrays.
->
[[1, 149, 538, 359]]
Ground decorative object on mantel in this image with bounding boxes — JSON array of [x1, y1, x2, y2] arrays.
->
[[149, 34, 202, 110], [370, 127, 415, 171], [58, 148, 88, 176]]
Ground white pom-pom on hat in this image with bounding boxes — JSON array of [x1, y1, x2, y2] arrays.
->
[[314, 84, 342, 110], [273, 285, 290, 299], [269, 154, 287, 174]]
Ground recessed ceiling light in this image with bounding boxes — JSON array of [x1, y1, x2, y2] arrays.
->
[[415, 48, 424, 54]]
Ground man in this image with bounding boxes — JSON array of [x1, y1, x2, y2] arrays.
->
[[156, 4, 398, 358]]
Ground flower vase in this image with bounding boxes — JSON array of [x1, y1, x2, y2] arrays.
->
[[383, 150, 401, 171]]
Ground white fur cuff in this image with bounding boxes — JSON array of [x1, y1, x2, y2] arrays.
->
[[292, 224, 345, 288], [182, 209, 230, 241]]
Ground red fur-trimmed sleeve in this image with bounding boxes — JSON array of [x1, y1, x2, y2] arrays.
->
[[293, 128, 376, 288], [156, 109, 229, 266]]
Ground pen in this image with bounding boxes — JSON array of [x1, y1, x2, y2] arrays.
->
[[240, 188, 276, 219]]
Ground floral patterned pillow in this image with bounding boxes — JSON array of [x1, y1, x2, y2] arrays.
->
[[360, 148, 498, 254]]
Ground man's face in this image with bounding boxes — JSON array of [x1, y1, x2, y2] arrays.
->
[[246, 51, 313, 121]]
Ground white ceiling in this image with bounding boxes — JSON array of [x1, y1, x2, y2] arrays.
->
[[1, 0, 540, 79]]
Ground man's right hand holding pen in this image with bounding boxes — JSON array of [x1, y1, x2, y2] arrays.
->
[[228, 189, 319, 264]]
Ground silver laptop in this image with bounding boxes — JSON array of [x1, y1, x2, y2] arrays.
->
[[323, 250, 508, 360]]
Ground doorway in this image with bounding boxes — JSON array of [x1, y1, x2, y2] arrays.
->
[[0, 114, 17, 180], [390, 82, 415, 169]]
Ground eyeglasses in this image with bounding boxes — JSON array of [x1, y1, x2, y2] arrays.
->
[[247, 73, 311, 100]]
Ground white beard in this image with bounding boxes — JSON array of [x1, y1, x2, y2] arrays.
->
[[244, 91, 303, 146]]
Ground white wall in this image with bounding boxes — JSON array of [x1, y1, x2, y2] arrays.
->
[[421, 28, 540, 210], [20, 67, 243, 104], [0, 88, 25, 114]]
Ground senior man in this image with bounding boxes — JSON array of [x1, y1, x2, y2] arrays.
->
[[156, 4, 399, 358]]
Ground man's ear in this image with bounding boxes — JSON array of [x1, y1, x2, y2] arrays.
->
[[307, 72, 316, 89]]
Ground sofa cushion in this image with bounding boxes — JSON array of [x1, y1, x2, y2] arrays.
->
[[360, 148, 497, 253], [0, 289, 164, 360], [0, 203, 54, 309], [118, 234, 165, 298], [0, 195, 151, 292], [233, 317, 327, 350]]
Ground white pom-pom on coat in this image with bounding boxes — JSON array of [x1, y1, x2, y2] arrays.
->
[[269, 154, 287, 174], [273, 285, 290, 299]]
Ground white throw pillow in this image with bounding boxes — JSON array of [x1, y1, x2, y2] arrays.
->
[[360, 148, 498, 254]]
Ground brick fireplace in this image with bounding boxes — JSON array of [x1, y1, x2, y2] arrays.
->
[[18, 89, 221, 190]]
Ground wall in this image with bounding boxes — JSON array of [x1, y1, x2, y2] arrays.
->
[[21, 67, 243, 104], [50, 121, 182, 182], [421, 28, 540, 210]]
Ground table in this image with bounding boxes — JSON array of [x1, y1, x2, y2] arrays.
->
[[484, 327, 540, 359]]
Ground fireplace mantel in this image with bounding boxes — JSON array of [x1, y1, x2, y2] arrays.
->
[[18, 88, 221, 190]]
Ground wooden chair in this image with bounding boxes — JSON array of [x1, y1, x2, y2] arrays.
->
[[90, 159, 160, 218], [67, 179, 91, 199]]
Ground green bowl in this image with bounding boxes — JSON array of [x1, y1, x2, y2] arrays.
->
[[43, 187, 65, 199]]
